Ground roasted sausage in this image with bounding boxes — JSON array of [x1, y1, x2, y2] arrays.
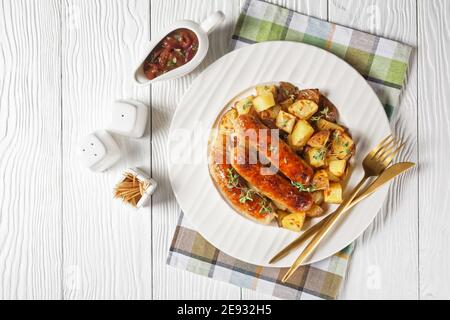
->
[[230, 145, 313, 213], [208, 135, 276, 224], [234, 114, 314, 185]]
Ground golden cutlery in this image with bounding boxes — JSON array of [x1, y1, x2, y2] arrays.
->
[[282, 135, 405, 282], [269, 161, 415, 264]]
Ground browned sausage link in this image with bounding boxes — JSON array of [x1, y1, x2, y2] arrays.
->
[[234, 115, 314, 185], [230, 145, 313, 213], [209, 137, 275, 224]]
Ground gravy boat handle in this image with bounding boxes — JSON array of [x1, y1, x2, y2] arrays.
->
[[200, 11, 225, 34]]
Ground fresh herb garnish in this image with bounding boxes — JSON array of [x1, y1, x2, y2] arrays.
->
[[227, 168, 240, 189], [239, 188, 255, 203], [310, 107, 330, 122], [243, 100, 253, 110], [291, 181, 316, 193], [333, 132, 351, 154], [259, 198, 274, 215], [333, 130, 340, 140], [313, 148, 326, 161]]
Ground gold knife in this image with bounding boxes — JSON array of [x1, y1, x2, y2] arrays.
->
[[269, 162, 415, 265]]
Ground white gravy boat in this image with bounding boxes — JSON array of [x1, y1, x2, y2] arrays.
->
[[133, 11, 225, 86]]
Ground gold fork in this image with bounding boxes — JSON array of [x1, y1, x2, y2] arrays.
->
[[270, 162, 414, 264], [282, 134, 404, 282]]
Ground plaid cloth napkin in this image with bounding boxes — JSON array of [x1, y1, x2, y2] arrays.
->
[[167, 0, 412, 300]]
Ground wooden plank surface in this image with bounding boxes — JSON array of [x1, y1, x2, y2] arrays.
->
[[150, 0, 242, 300], [418, 0, 450, 300], [329, 0, 419, 300], [238, 0, 328, 300], [1, 0, 450, 300], [61, 0, 152, 299], [0, 0, 62, 299]]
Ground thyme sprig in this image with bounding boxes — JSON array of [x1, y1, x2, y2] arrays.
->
[[226, 168, 274, 215], [239, 188, 255, 203], [310, 107, 330, 122], [313, 148, 327, 161], [227, 168, 240, 189], [291, 181, 316, 193], [259, 198, 274, 215]]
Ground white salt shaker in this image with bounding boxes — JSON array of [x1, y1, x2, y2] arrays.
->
[[77, 130, 121, 172], [107, 100, 148, 138]]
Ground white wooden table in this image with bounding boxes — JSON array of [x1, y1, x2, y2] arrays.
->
[[0, 0, 448, 300]]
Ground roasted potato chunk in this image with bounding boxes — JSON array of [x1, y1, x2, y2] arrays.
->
[[305, 203, 325, 218], [317, 118, 345, 132], [281, 212, 306, 232], [312, 169, 329, 190], [289, 120, 314, 147], [235, 96, 254, 115], [253, 92, 276, 112], [329, 159, 347, 177], [287, 135, 303, 152], [307, 130, 330, 148], [327, 169, 341, 182], [306, 147, 327, 168], [324, 182, 343, 204], [311, 190, 324, 205], [288, 99, 319, 120], [256, 84, 277, 97], [326, 153, 341, 162], [259, 105, 281, 121], [331, 131, 355, 160], [276, 110, 297, 134]]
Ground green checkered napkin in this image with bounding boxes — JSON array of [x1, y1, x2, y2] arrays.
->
[[168, 0, 412, 300]]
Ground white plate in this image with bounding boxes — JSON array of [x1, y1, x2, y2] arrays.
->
[[168, 41, 391, 267]]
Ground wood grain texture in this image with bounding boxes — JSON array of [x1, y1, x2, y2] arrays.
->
[[61, 0, 152, 299], [1, 0, 449, 300], [418, 0, 450, 300], [329, 0, 419, 300], [150, 0, 242, 300], [239, 0, 328, 301], [0, 0, 62, 299]]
